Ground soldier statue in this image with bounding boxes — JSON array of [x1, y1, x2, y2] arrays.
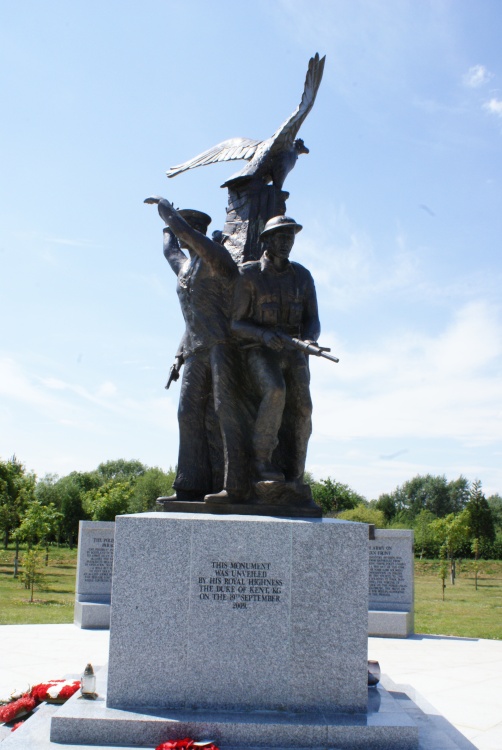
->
[[232, 215, 320, 487], [151, 198, 250, 504]]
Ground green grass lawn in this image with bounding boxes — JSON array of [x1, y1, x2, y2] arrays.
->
[[414, 559, 502, 640], [0, 546, 77, 625], [1, 547, 501, 638]]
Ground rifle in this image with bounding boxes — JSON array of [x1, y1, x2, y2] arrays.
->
[[277, 332, 339, 363]]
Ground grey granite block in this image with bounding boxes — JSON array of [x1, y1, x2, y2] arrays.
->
[[369, 529, 414, 612], [74, 600, 111, 629], [105, 513, 369, 713], [75, 521, 115, 602], [8, 674, 480, 750], [9, 670, 475, 750], [1, 701, 141, 750], [8, 671, 477, 750], [368, 609, 414, 638], [74, 521, 115, 629], [51, 670, 418, 749]]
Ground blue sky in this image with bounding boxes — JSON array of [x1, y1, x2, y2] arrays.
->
[[1, 0, 501, 499]]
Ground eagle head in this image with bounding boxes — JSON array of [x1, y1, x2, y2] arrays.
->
[[294, 138, 309, 154]]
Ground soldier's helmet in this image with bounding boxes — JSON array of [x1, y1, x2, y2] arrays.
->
[[260, 215, 303, 239]]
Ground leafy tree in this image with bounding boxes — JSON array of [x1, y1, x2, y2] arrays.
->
[[336, 504, 386, 527], [83, 480, 134, 521], [405, 474, 452, 518], [373, 493, 398, 523], [430, 511, 470, 556], [448, 476, 470, 513], [20, 547, 45, 603], [487, 494, 502, 531], [0, 456, 36, 548], [413, 509, 437, 558], [375, 474, 470, 524], [96, 459, 146, 483], [465, 480, 495, 543], [429, 511, 470, 583], [13, 501, 62, 564], [309, 477, 365, 515], [36, 470, 101, 548], [128, 467, 176, 513], [56, 472, 98, 546]]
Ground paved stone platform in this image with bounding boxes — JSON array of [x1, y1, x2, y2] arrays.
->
[[0, 677, 474, 750], [1, 625, 501, 749]]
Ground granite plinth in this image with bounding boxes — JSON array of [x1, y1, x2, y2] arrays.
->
[[368, 529, 414, 637], [106, 513, 368, 713], [51, 669, 418, 749], [368, 610, 414, 638], [74, 601, 111, 629], [74, 521, 115, 630]]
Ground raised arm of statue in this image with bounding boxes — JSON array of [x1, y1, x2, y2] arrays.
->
[[157, 199, 238, 279], [163, 227, 187, 276]]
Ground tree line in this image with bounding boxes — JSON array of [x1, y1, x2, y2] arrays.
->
[[0, 456, 175, 551], [309, 473, 502, 560], [1, 455, 501, 560]]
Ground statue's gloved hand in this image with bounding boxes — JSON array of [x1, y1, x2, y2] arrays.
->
[[261, 329, 284, 351], [157, 198, 176, 224], [144, 196, 176, 225]]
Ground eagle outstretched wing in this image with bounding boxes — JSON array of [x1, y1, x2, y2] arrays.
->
[[166, 137, 261, 178], [268, 53, 325, 153], [165, 53, 325, 185]]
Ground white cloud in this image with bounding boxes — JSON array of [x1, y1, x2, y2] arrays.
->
[[297, 207, 420, 312], [463, 65, 492, 88], [97, 381, 118, 398], [0, 355, 176, 431], [484, 98, 502, 118], [0, 357, 57, 408], [12, 229, 101, 249], [310, 300, 502, 445], [305, 301, 502, 495], [0, 353, 179, 478]]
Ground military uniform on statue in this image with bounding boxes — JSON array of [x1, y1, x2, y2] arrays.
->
[[157, 200, 250, 505], [232, 215, 320, 488]]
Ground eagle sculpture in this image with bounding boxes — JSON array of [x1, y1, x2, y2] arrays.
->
[[166, 53, 325, 190]]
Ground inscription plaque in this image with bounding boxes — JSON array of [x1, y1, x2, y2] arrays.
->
[[75, 521, 115, 603], [369, 546, 406, 598], [197, 560, 283, 606], [368, 528, 414, 637], [83, 536, 115, 585]]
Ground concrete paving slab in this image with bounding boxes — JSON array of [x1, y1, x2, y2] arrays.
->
[[369, 634, 502, 750], [0, 626, 501, 749], [0, 624, 109, 698]]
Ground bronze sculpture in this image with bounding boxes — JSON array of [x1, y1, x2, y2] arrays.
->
[[145, 198, 250, 504], [165, 53, 325, 190], [231, 215, 320, 488], [146, 53, 335, 517], [165, 53, 326, 264]]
